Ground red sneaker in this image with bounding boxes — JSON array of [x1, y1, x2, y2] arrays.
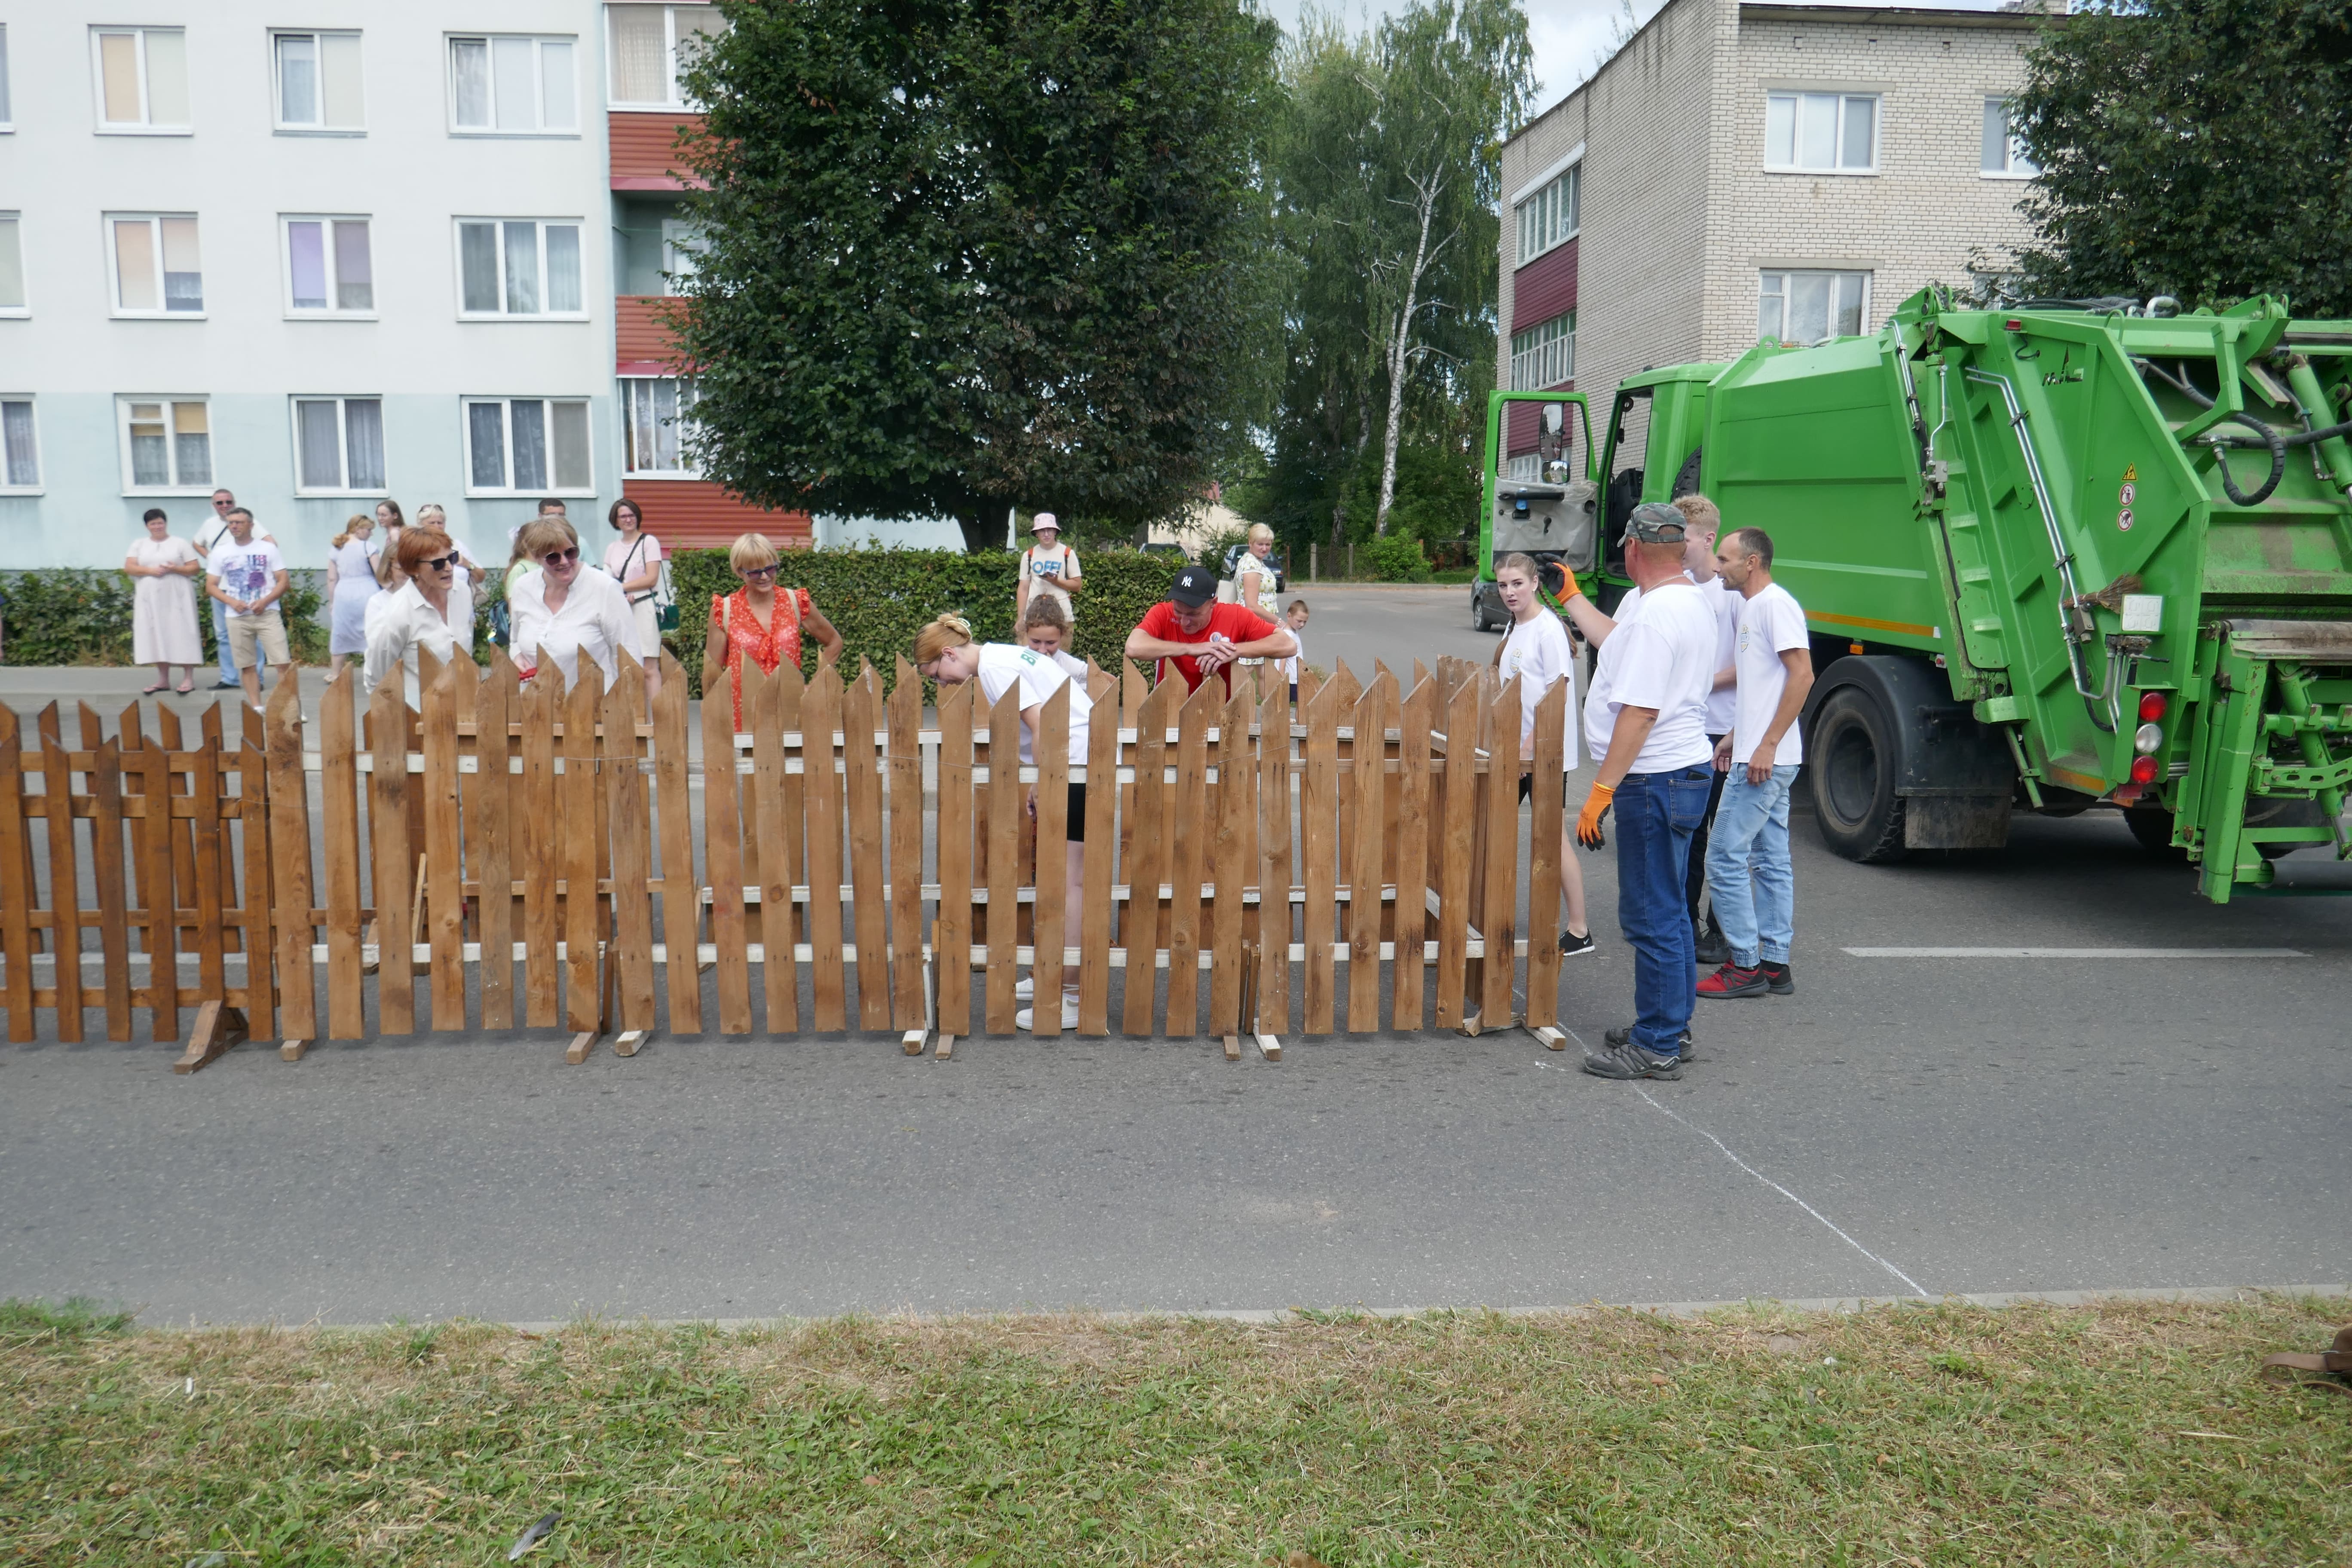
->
[[1696, 962, 1770, 999]]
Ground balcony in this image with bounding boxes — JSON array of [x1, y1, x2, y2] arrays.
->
[[611, 112, 707, 191], [616, 296, 691, 374]]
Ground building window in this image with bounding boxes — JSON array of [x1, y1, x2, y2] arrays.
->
[[1760, 270, 1871, 346], [622, 377, 701, 475], [449, 35, 577, 134], [1765, 91, 1877, 173], [1510, 312, 1575, 391], [1, 24, 15, 132], [292, 398, 386, 494], [464, 398, 593, 494], [456, 220, 585, 317], [608, 4, 729, 107], [282, 217, 374, 314], [273, 31, 365, 131], [1982, 98, 2039, 178], [92, 27, 190, 132], [1515, 164, 1579, 266], [118, 397, 212, 492], [1, 399, 39, 491], [0, 213, 24, 315], [661, 219, 705, 294], [107, 214, 203, 316]]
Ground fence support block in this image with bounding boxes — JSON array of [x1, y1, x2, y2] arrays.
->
[[173, 1001, 247, 1075], [1525, 1024, 1568, 1053], [613, 1030, 648, 1058], [1222, 1034, 1241, 1062], [1255, 1032, 1283, 1062], [564, 1031, 598, 1065], [935, 1034, 955, 1060], [280, 1038, 310, 1062], [1458, 1010, 1483, 1038]]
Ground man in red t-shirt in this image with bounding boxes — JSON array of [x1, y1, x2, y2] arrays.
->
[[1125, 565, 1299, 694]]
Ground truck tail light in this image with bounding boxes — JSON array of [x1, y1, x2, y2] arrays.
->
[[2138, 691, 2168, 723], [2134, 722, 2164, 753], [2129, 755, 2160, 784]]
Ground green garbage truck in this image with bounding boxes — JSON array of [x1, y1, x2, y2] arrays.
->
[[1478, 287, 2352, 903]]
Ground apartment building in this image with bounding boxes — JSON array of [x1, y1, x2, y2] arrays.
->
[[1494, 0, 2044, 471], [0, 2, 805, 573]]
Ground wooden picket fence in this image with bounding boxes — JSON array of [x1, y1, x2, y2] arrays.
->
[[0, 648, 1576, 1070]]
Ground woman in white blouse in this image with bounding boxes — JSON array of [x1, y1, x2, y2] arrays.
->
[[508, 516, 640, 691], [125, 507, 204, 693], [361, 526, 463, 702]]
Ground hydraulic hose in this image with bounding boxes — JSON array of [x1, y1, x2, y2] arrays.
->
[[2208, 411, 2288, 506]]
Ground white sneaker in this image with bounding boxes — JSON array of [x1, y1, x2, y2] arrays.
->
[[1014, 992, 1081, 1031], [1014, 976, 1035, 1001]]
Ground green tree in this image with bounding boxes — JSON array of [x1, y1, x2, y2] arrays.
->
[[2013, 0, 2352, 315], [671, 0, 1284, 553]]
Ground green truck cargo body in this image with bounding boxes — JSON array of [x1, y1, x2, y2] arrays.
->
[[1582, 288, 2352, 902]]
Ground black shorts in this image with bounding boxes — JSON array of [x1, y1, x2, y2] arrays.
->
[[1065, 781, 1087, 843]]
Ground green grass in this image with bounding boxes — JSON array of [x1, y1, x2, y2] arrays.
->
[[5, 1295, 2347, 1565]]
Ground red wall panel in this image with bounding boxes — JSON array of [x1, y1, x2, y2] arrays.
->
[[1511, 238, 1577, 332], [623, 479, 813, 553], [616, 296, 689, 369], [609, 113, 707, 190]]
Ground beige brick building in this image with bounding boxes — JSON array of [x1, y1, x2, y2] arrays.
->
[[1497, 0, 2044, 467]]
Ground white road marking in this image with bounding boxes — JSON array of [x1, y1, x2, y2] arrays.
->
[[1843, 946, 2306, 959]]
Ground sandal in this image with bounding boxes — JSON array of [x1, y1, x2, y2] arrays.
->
[[141, 682, 167, 695], [175, 680, 194, 694]]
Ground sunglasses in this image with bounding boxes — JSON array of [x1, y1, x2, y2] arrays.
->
[[541, 546, 581, 566], [738, 563, 779, 580], [421, 553, 460, 571]]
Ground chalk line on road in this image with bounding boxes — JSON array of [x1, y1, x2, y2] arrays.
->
[[1843, 946, 2307, 959]]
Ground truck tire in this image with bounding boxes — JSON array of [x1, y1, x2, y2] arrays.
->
[[2245, 796, 2328, 860], [1809, 686, 1909, 863], [2123, 806, 2184, 858], [1670, 447, 1704, 499]]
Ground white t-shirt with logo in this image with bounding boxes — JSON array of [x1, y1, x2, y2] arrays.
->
[[1616, 571, 1737, 734], [1498, 609, 1580, 767], [975, 643, 1092, 766], [1733, 582, 1810, 767], [1583, 579, 1716, 772], [210, 539, 288, 617]]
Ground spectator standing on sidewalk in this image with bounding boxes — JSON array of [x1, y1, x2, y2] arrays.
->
[[1570, 503, 1719, 1081], [1491, 553, 1594, 959], [125, 508, 203, 693], [193, 487, 267, 689], [1123, 565, 1296, 697], [1697, 527, 1812, 999], [205, 508, 293, 714], [1016, 513, 1082, 628]]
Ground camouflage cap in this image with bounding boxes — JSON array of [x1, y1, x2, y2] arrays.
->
[[1625, 501, 1690, 544]]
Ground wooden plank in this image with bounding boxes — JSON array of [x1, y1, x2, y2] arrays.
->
[[1391, 677, 1435, 1032], [172, 998, 247, 1075], [1433, 676, 1481, 1030], [521, 663, 563, 1029], [1296, 665, 1321, 714], [1327, 662, 1362, 900], [800, 663, 848, 1031], [933, 680, 973, 1037], [1524, 679, 1568, 1032], [1030, 682, 1070, 1037], [473, 652, 518, 1030], [200, 704, 243, 958], [235, 736, 276, 1041], [1301, 677, 1339, 1035], [1077, 676, 1117, 1036], [87, 740, 133, 1041], [1208, 681, 1255, 1037], [746, 661, 791, 1034], [367, 677, 414, 1034], [265, 675, 318, 1046], [188, 735, 231, 1031], [842, 662, 891, 1031], [605, 653, 657, 1034], [319, 672, 363, 1040], [560, 655, 603, 1035], [1254, 674, 1290, 1038], [1116, 662, 1148, 912], [1347, 674, 1388, 1033], [1481, 678, 1523, 1026], [1164, 680, 1216, 1038], [982, 682, 1022, 1035], [156, 704, 199, 967], [887, 659, 925, 1033], [422, 661, 467, 1029], [0, 708, 34, 1041], [772, 656, 806, 992], [650, 652, 700, 1035], [1118, 677, 1174, 1037]]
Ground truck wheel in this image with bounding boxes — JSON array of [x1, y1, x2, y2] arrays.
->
[[2123, 806, 2184, 858], [1470, 587, 1492, 631], [2245, 796, 2328, 860], [1810, 687, 1909, 863], [1670, 447, 1704, 499]]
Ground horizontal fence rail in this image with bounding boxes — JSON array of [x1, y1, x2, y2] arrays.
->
[[0, 648, 1574, 1068]]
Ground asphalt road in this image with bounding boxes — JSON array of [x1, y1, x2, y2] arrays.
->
[[3, 590, 2348, 1325]]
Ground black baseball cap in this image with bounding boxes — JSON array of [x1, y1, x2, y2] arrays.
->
[[1169, 565, 1218, 606]]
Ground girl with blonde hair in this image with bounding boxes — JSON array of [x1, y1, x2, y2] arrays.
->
[[1019, 595, 1088, 680], [703, 531, 842, 730]]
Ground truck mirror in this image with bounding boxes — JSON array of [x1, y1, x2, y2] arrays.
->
[[1540, 402, 1564, 436]]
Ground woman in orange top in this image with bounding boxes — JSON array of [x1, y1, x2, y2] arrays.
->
[[702, 532, 842, 730]]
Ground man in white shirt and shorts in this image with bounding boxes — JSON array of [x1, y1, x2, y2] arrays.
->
[[1566, 502, 1720, 1079], [1697, 526, 1813, 999]]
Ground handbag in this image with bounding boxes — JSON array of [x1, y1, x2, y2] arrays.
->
[[622, 536, 681, 633]]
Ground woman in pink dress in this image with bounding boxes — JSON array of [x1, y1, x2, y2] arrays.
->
[[700, 532, 842, 731]]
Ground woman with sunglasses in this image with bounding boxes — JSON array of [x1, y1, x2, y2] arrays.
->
[[361, 525, 464, 703], [507, 516, 640, 691], [703, 532, 842, 732]]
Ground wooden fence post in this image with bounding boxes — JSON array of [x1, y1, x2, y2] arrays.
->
[[474, 653, 520, 1031], [1164, 680, 1217, 1038], [701, 653, 752, 1036], [801, 663, 848, 1032], [1078, 679, 1117, 1036], [982, 683, 1022, 1035], [1030, 682, 1070, 1037], [1481, 677, 1524, 1026], [1301, 677, 1340, 1035], [842, 662, 891, 1031], [1524, 680, 1568, 1036], [605, 653, 657, 1043], [934, 680, 974, 1047], [1392, 676, 1434, 1032], [1433, 676, 1480, 1030], [1119, 677, 1174, 1038], [560, 656, 604, 1042], [1347, 674, 1387, 1033], [265, 676, 317, 1051], [0, 708, 33, 1041], [1254, 673, 1291, 1041], [887, 660, 926, 1042]]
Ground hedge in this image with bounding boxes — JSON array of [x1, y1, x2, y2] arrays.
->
[[0, 570, 328, 668]]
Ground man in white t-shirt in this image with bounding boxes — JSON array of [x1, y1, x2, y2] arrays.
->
[[205, 507, 293, 713], [1697, 527, 1814, 1000], [1565, 502, 1718, 1079], [193, 487, 272, 689]]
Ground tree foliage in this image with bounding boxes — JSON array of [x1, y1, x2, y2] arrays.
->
[[2014, 0, 2352, 315], [672, 0, 1284, 551]]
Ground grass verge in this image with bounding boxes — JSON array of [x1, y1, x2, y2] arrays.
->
[[4, 1295, 2346, 1565]]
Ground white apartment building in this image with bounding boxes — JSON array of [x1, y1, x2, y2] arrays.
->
[[1496, 0, 2044, 469]]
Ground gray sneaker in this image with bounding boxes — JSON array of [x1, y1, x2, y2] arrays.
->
[[1582, 1039, 1683, 1080], [1605, 1023, 1695, 1059]]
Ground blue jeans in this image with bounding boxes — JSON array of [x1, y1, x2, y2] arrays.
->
[[1615, 766, 1712, 1054], [210, 597, 237, 684], [1706, 764, 1800, 968]]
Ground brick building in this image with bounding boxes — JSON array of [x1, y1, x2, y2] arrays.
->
[[1495, 0, 2044, 471]]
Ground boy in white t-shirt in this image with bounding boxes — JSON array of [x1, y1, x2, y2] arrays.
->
[[1491, 554, 1593, 958], [1275, 600, 1309, 702], [1697, 526, 1813, 1000]]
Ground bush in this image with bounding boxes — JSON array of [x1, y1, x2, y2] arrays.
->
[[1362, 533, 1433, 582], [0, 569, 330, 668]]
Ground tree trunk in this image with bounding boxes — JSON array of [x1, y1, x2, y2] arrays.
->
[[956, 514, 1003, 554], [1374, 176, 1442, 539]]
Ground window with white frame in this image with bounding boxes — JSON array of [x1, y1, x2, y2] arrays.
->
[[660, 219, 705, 294], [282, 217, 374, 314], [1759, 270, 1871, 346], [1765, 91, 1877, 173], [118, 397, 212, 492], [1, 399, 39, 491], [622, 377, 701, 475], [1515, 164, 1578, 266], [607, 4, 729, 107], [2, 24, 15, 132], [92, 27, 189, 132], [107, 214, 203, 315], [464, 398, 593, 494], [0, 214, 24, 314], [273, 31, 365, 131], [291, 398, 386, 493], [456, 220, 585, 317], [1510, 312, 1575, 391], [1981, 97, 2039, 177], [449, 35, 578, 134]]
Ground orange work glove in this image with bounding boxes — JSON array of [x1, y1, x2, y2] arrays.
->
[[1576, 781, 1615, 849]]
